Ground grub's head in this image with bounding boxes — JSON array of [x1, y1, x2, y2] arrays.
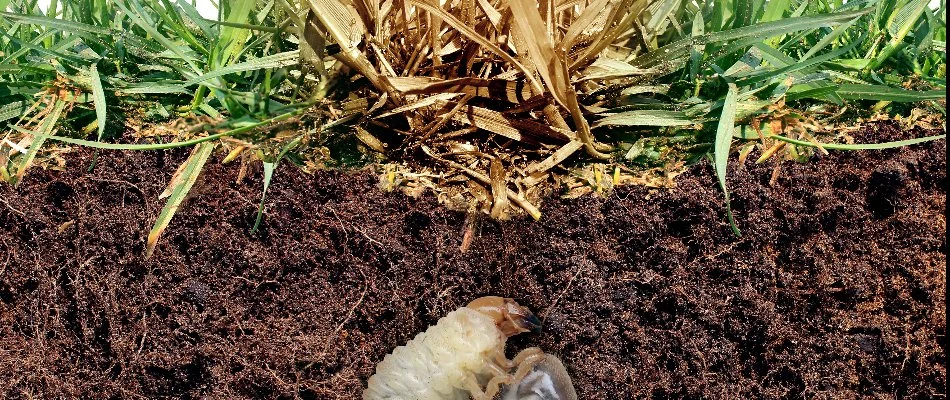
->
[[467, 296, 541, 337]]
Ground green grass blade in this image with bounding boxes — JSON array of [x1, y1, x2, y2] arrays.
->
[[644, 0, 681, 34], [18, 105, 312, 150], [760, 0, 791, 23], [634, 8, 873, 70], [203, 18, 282, 33], [0, 29, 87, 64], [753, 43, 845, 104], [1, 31, 57, 65], [153, 0, 209, 56], [251, 161, 275, 234], [872, 0, 931, 69], [0, 64, 23, 73], [733, 0, 758, 29], [887, 0, 929, 38], [741, 38, 863, 85], [116, 83, 191, 95], [89, 63, 107, 140], [715, 83, 741, 236], [786, 81, 847, 101], [145, 142, 214, 257], [185, 50, 299, 87], [770, 133, 947, 150], [835, 83, 947, 102], [175, 0, 215, 38], [113, 0, 201, 74], [215, 0, 256, 67], [0, 101, 27, 122], [13, 99, 66, 185], [0, 11, 112, 35], [689, 9, 705, 80], [249, 132, 304, 233], [593, 110, 696, 127], [799, 14, 862, 61]]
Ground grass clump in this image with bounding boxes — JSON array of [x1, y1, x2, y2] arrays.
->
[[0, 0, 947, 253], [0, 0, 314, 170]]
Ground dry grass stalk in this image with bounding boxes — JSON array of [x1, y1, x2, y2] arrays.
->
[[299, 0, 674, 217]]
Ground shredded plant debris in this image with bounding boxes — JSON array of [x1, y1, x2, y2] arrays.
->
[[292, 0, 947, 218]]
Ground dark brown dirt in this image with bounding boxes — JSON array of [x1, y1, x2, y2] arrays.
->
[[0, 121, 945, 399]]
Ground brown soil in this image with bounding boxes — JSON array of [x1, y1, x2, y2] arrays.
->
[[0, 121, 945, 399]]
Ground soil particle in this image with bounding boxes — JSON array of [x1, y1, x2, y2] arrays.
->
[[0, 121, 945, 399]]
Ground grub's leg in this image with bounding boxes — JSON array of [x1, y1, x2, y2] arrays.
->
[[492, 346, 544, 369], [492, 349, 516, 369], [463, 374, 492, 400], [481, 370, 514, 399], [481, 355, 518, 399], [509, 347, 545, 382], [492, 346, 542, 368], [480, 347, 546, 398]]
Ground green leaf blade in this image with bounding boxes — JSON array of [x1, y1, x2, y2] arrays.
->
[[89, 63, 108, 140], [146, 142, 215, 258], [593, 110, 696, 128], [835, 84, 947, 102], [715, 83, 741, 236], [14, 99, 66, 185]]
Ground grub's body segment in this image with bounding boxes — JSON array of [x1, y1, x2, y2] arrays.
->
[[363, 296, 544, 400], [363, 308, 503, 399]]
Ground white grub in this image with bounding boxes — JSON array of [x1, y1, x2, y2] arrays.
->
[[501, 354, 577, 400], [363, 296, 544, 400]]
